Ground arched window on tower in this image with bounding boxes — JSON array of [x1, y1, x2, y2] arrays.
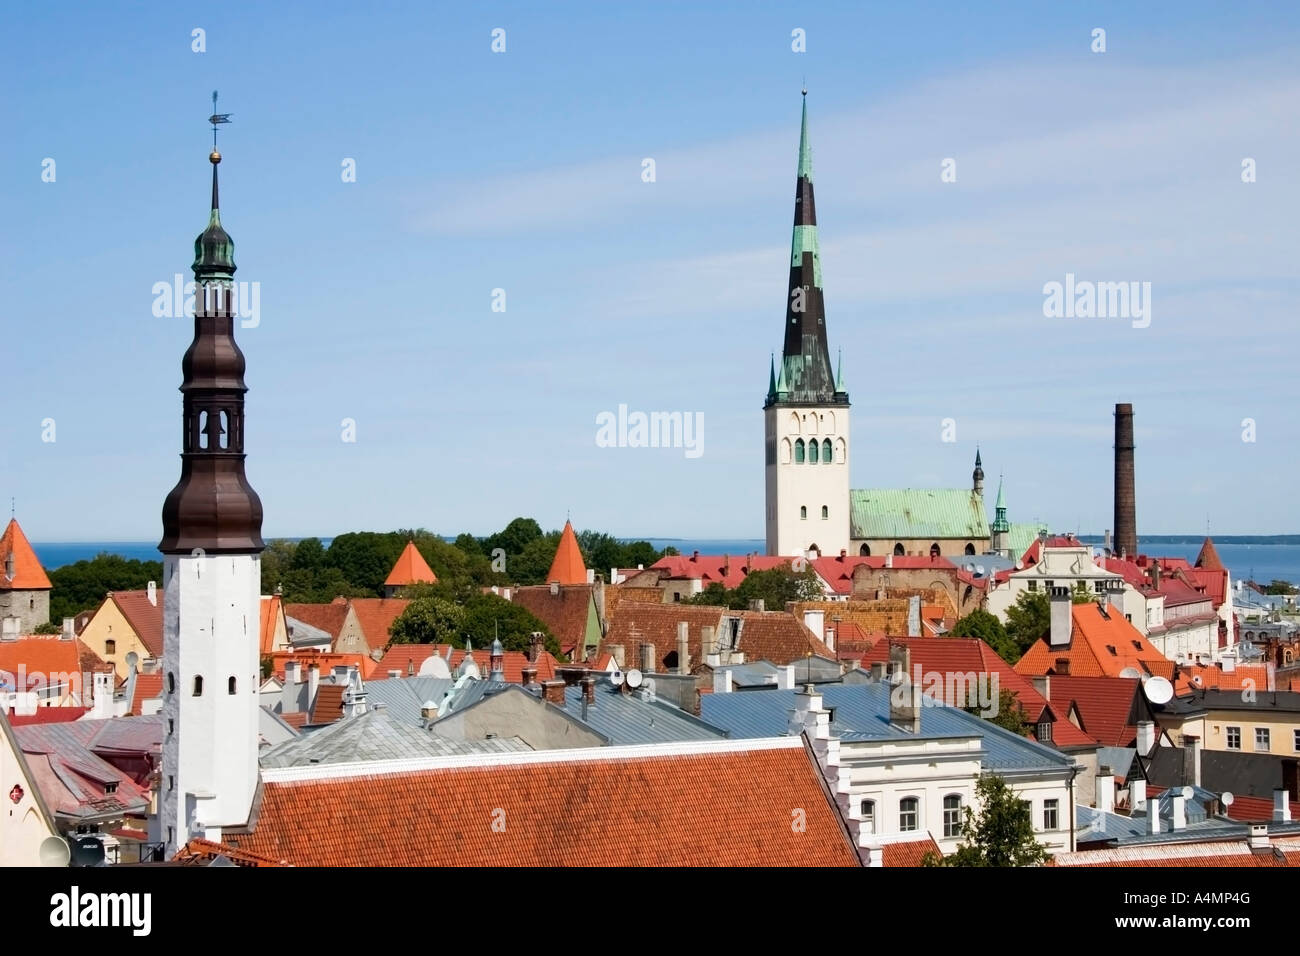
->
[[192, 675, 203, 697], [809, 440, 819, 464], [821, 505, 829, 520], [794, 439, 805, 463], [822, 439, 832, 463], [218, 411, 229, 449], [860, 544, 871, 556], [965, 543, 976, 555], [228, 676, 237, 695], [894, 543, 905, 556], [800, 506, 807, 520], [780, 438, 792, 464], [835, 438, 847, 464], [197, 411, 209, 450], [930, 543, 941, 558]]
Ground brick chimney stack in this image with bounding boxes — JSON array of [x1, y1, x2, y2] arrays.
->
[[540, 680, 566, 705], [1113, 403, 1137, 559]]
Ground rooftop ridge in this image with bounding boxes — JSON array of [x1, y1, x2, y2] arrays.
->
[[261, 734, 802, 784]]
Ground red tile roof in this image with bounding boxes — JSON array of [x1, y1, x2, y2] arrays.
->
[[1015, 603, 1170, 679], [0, 519, 52, 590], [654, 553, 810, 591], [1019, 535, 1087, 567], [1173, 662, 1272, 696], [1195, 537, 1225, 571], [882, 837, 942, 867], [0, 636, 82, 692], [109, 590, 164, 658], [6, 707, 88, 726], [129, 673, 164, 716], [234, 741, 861, 867], [384, 542, 438, 588], [347, 598, 411, 653], [1042, 675, 1140, 747], [373, 644, 559, 684], [602, 604, 834, 671], [173, 838, 286, 867], [546, 521, 588, 586], [858, 637, 1096, 747], [270, 650, 375, 681], [310, 684, 345, 725], [283, 600, 350, 641], [510, 585, 594, 653], [1054, 843, 1285, 867]]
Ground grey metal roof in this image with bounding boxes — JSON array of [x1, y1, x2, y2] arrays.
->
[[1076, 805, 1149, 842], [285, 617, 332, 647], [363, 676, 510, 726], [1095, 746, 1137, 780], [1147, 746, 1291, 800], [260, 708, 530, 767], [523, 679, 729, 746], [1155, 689, 1300, 715], [700, 683, 1075, 773]]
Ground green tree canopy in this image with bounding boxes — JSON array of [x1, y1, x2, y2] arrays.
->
[[1003, 590, 1051, 663], [948, 609, 1015, 661], [685, 567, 823, 611], [923, 773, 1049, 867], [461, 594, 559, 655], [388, 597, 466, 646], [48, 554, 164, 622]]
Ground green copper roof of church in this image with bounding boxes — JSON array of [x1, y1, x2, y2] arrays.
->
[[193, 159, 236, 276], [849, 488, 990, 541], [798, 92, 813, 181], [1005, 522, 1046, 562], [991, 477, 1010, 533], [768, 353, 777, 400]]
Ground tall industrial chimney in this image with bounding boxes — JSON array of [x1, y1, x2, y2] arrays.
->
[[1113, 403, 1137, 559]]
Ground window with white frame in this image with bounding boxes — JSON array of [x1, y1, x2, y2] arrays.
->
[[860, 799, 875, 834], [899, 797, 918, 832], [1255, 727, 1271, 751], [1226, 726, 1241, 750], [1043, 798, 1059, 831], [943, 795, 962, 838]]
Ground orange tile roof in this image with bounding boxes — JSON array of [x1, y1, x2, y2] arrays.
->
[[1173, 662, 1272, 696], [284, 601, 350, 640], [546, 521, 588, 586], [0, 519, 52, 590], [1015, 603, 1170, 679], [233, 741, 860, 866], [1054, 842, 1285, 867], [130, 673, 164, 716], [0, 637, 82, 692], [347, 598, 411, 653], [384, 542, 438, 588], [259, 594, 283, 656], [1042, 675, 1141, 748], [270, 650, 375, 681], [882, 837, 942, 867], [602, 604, 833, 671], [109, 590, 164, 658], [373, 644, 559, 684]]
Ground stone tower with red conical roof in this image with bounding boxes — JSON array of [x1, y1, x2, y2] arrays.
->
[[0, 518, 52, 633], [157, 142, 264, 855]]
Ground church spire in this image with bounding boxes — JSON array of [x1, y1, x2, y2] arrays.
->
[[992, 475, 1009, 533], [159, 134, 264, 554], [766, 90, 840, 408], [973, 447, 985, 496]]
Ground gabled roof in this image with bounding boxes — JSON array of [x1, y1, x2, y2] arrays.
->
[[1173, 662, 1272, 696], [384, 542, 438, 588], [546, 520, 588, 586], [0, 519, 52, 591], [1015, 603, 1171, 679], [347, 598, 411, 652], [882, 837, 942, 867], [259, 594, 284, 656], [1041, 675, 1141, 748], [602, 604, 833, 671], [283, 600, 350, 640], [651, 553, 800, 590], [856, 637, 1096, 748], [510, 584, 595, 652], [232, 738, 861, 867], [520, 677, 728, 745], [270, 650, 374, 681], [129, 673, 164, 716], [309, 684, 346, 726], [108, 590, 164, 658], [849, 488, 989, 540]]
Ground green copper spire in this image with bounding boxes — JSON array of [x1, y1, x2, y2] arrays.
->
[[767, 353, 777, 401], [835, 348, 845, 392], [797, 88, 812, 182], [992, 475, 1010, 533], [775, 357, 788, 397], [193, 153, 236, 278]]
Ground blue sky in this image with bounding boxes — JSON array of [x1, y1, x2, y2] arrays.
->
[[3, 1, 1299, 542]]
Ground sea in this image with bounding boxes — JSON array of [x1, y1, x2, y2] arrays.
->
[[30, 536, 1300, 586]]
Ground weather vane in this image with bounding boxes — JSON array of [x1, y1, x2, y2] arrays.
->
[[208, 90, 232, 151]]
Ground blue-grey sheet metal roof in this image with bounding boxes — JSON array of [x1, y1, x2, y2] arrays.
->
[[723, 661, 784, 687], [260, 709, 529, 767], [1095, 746, 1137, 780], [362, 677, 455, 725], [1076, 805, 1149, 842], [700, 684, 1073, 773], [540, 681, 729, 745]]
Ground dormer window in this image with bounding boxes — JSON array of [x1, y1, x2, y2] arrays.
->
[[1036, 720, 1053, 743], [104, 782, 117, 795]]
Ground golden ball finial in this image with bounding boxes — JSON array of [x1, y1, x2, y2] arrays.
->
[[210, 150, 222, 164]]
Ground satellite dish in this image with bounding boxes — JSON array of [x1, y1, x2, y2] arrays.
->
[[39, 836, 70, 868], [68, 835, 105, 868], [1118, 667, 1142, 679], [1015, 560, 1024, 570], [125, 651, 139, 671], [625, 668, 643, 688], [1143, 676, 1174, 705], [964, 563, 975, 573], [1181, 785, 1194, 799], [609, 668, 623, 684], [1222, 791, 1235, 806], [975, 564, 986, 576]]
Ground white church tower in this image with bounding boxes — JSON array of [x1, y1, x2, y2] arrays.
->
[[765, 92, 851, 557], [156, 137, 265, 854]]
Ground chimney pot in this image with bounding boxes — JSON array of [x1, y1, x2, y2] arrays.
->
[[540, 679, 566, 705], [1274, 789, 1293, 822], [1113, 403, 1137, 559], [146, 580, 157, 606], [1131, 778, 1147, 812], [580, 675, 596, 705], [521, 666, 538, 686]]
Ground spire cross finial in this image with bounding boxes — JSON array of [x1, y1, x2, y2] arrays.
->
[[209, 90, 232, 151]]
